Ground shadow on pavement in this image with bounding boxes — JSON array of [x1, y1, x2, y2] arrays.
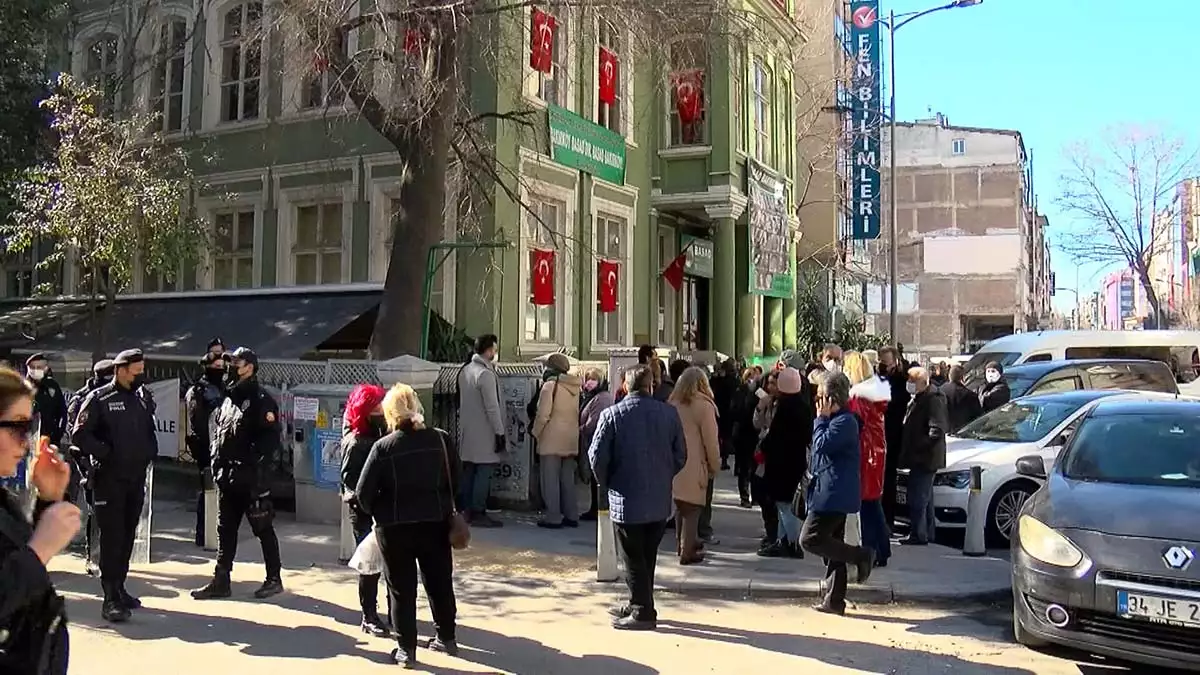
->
[[656, 619, 1041, 674], [433, 622, 659, 675]]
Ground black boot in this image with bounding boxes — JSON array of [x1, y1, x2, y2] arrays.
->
[[101, 598, 131, 623], [120, 587, 142, 609], [191, 568, 232, 600], [254, 576, 284, 599]]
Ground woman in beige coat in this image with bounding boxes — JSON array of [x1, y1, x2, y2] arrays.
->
[[531, 353, 582, 528], [668, 366, 721, 564]]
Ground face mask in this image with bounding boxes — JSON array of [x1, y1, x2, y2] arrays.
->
[[582, 379, 598, 392], [205, 369, 224, 384], [225, 369, 242, 386], [369, 415, 388, 435], [905, 382, 917, 395], [823, 360, 840, 373], [985, 370, 1000, 384], [27, 369, 44, 381], [132, 374, 147, 389]]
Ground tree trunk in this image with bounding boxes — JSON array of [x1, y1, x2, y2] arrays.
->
[[1136, 267, 1164, 329], [368, 22, 460, 360]]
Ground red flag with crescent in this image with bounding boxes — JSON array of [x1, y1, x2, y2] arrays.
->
[[662, 252, 687, 291], [530, 248, 556, 306], [672, 69, 704, 127], [598, 47, 618, 105], [597, 259, 619, 313], [530, 8, 556, 73]]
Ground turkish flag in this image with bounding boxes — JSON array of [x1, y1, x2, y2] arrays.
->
[[403, 28, 423, 55], [313, 52, 329, 73], [662, 252, 687, 291], [530, 9, 556, 73], [530, 248, 555, 305], [598, 47, 618, 105], [597, 259, 619, 313], [672, 69, 704, 129]]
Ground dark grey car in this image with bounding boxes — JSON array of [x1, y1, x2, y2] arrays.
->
[[1011, 398, 1200, 670]]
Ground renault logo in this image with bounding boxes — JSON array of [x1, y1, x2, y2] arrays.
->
[[1163, 546, 1195, 571]]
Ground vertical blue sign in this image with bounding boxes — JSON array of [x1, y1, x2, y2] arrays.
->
[[849, 0, 882, 240]]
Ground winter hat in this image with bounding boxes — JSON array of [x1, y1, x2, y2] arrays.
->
[[546, 353, 572, 374], [777, 367, 803, 395]]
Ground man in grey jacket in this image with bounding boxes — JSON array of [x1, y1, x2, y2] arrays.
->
[[457, 334, 507, 528]]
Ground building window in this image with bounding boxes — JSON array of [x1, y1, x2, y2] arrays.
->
[[732, 46, 745, 152], [951, 138, 966, 155], [596, 16, 623, 133], [212, 209, 255, 289], [525, 197, 564, 343], [301, 31, 346, 110], [219, 1, 263, 123], [84, 34, 120, 113], [595, 213, 627, 345], [668, 38, 706, 146], [535, 9, 568, 108], [293, 203, 343, 285], [752, 59, 773, 165], [151, 20, 187, 132]]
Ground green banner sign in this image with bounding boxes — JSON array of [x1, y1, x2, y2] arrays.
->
[[681, 234, 714, 278], [547, 104, 626, 185]]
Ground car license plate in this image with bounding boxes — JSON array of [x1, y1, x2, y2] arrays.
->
[[896, 487, 907, 505], [1117, 590, 1200, 628]]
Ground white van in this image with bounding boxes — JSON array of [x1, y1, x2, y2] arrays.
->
[[961, 330, 1200, 386]]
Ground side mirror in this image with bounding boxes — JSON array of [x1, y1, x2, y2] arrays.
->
[[1015, 455, 1047, 479]]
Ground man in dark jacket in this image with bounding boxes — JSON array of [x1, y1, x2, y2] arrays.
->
[[877, 346, 910, 526], [192, 347, 284, 601], [66, 358, 113, 575], [899, 366, 949, 546], [979, 361, 1012, 414], [940, 365, 982, 433], [588, 365, 686, 631], [26, 353, 68, 448], [710, 359, 739, 470], [184, 352, 227, 546], [72, 348, 157, 622]]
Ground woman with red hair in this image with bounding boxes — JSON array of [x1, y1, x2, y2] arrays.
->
[[341, 383, 390, 636]]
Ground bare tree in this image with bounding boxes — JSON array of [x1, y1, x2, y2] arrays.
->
[[1057, 125, 1198, 328], [270, 0, 824, 358]]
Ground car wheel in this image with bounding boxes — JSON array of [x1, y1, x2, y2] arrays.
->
[[987, 482, 1035, 547]]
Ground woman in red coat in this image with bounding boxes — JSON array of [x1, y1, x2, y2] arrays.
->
[[844, 351, 892, 567]]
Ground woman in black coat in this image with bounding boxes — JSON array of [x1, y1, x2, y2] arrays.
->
[[979, 361, 1012, 414], [340, 384, 390, 637], [757, 367, 812, 559], [0, 366, 79, 674]]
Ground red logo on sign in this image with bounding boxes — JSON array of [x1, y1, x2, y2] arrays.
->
[[852, 5, 877, 29]]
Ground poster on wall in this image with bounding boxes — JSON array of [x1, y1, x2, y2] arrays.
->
[[310, 428, 343, 490], [493, 373, 536, 503], [747, 160, 794, 297], [147, 379, 180, 458]]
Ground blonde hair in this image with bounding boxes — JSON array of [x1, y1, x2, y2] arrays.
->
[[669, 366, 712, 404], [862, 349, 879, 369], [843, 351, 873, 386], [381, 383, 426, 431], [582, 366, 604, 382]]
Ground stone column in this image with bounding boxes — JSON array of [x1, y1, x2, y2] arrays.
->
[[735, 220, 756, 359], [707, 196, 748, 358], [377, 355, 443, 413]]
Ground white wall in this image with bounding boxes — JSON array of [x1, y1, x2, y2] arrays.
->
[[882, 125, 1022, 169], [924, 234, 1021, 275]]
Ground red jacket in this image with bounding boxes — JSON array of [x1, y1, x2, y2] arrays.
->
[[847, 377, 891, 501]]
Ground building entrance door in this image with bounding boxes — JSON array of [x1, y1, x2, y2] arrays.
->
[[682, 276, 710, 351]]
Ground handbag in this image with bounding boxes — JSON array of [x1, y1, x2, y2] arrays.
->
[[436, 430, 471, 550], [792, 473, 810, 519]]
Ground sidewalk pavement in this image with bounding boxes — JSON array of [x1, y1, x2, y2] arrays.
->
[[126, 469, 1011, 607]]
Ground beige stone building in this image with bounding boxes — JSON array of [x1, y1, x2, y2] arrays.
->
[[866, 115, 1052, 358]]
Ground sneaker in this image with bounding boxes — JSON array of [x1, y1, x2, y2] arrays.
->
[[85, 560, 100, 577], [612, 615, 657, 631], [101, 599, 131, 623], [361, 614, 391, 637], [607, 604, 633, 620], [757, 542, 787, 558], [812, 602, 846, 616], [253, 577, 284, 599], [191, 573, 232, 600], [391, 647, 417, 668], [119, 587, 142, 609], [426, 636, 459, 656]]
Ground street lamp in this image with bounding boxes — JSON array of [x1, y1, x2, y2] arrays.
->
[[884, 0, 982, 340]]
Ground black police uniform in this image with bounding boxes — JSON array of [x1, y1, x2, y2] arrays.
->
[[193, 348, 283, 600], [67, 359, 114, 574], [72, 349, 156, 620], [27, 353, 68, 447], [184, 356, 225, 546]]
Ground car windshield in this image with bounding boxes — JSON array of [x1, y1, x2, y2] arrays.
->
[[953, 398, 1084, 443], [1062, 414, 1200, 488], [962, 351, 1021, 387]]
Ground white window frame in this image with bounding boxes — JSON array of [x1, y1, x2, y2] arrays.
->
[[752, 58, 773, 165], [590, 190, 637, 351], [282, 10, 359, 117], [732, 44, 746, 154], [952, 138, 966, 155], [522, 4, 575, 112], [593, 13, 633, 143], [204, 0, 267, 128], [665, 37, 709, 148], [368, 177, 458, 320], [275, 183, 354, 286], [198, 195, 264, 289], [517, 148, 578, 354]]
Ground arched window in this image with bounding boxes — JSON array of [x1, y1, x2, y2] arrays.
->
[[84, 34, 120, 112], [219, 1, 263, 122], [151, 18, 188, 132]]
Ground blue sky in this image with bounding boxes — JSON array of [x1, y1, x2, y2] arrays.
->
[[885, 0, 1199, 311]]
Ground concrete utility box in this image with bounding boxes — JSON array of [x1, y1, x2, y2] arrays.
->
[[285, 383, 354, 525]]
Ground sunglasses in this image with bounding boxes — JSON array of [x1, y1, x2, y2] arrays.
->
[[0, 420, 34, 439]]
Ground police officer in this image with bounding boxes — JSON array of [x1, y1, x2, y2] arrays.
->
[[26, 353, 68, 447], [67, 358, 114, 576], [207, 337, 225, 359], [185, 352, 227, 546], [192, 347, 284, 600], [72, 348, 157, 623]]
